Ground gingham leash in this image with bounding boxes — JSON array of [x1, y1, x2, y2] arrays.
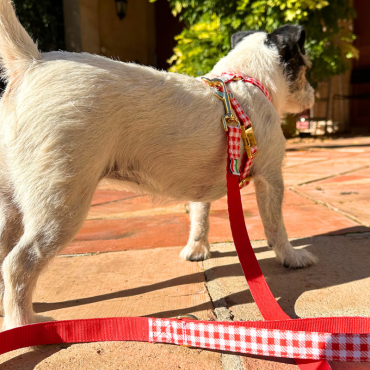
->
[[1, 75, 370, 367]]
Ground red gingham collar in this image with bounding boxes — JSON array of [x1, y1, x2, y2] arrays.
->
[[218, 72, 272, 103]]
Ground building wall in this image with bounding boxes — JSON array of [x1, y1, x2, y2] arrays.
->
[[351, 0, 370, 133], [311, 70, 352, 133], [65, 0, 156, 66]]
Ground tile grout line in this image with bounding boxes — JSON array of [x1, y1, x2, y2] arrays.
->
[[91, 194, 143, 207], [202, 259, 245, 370], [286, 144, 370, 152], [284, 158, 328, 169], [290, 187, 370, 227], [294, 165, 370, 187]]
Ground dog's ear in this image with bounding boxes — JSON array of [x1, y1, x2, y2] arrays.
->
[[266, 25, 306, 63], [231, 30, 260, 49]]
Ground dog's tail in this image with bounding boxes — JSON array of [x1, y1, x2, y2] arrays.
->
[[0, 0, 41, 82]]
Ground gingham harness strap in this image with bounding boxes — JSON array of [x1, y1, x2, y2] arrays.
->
[[1, 75, 370, 367], [203, 72, 273, 189]]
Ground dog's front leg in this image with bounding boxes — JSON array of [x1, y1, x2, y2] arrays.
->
[[180, 202, 211, 261], [254, 172, 317, 268]]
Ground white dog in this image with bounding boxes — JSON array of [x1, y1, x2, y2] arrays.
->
[[0, 0, 315, 330]]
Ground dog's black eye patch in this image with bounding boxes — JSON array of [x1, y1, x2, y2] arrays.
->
[[231, 30, 264, 49], [266, 24, 307, 82]]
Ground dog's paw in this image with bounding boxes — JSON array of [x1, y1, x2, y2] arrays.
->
[[180, 241, 211, 261], [277, 247, 317, 269]]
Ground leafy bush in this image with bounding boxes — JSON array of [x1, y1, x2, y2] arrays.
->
[[14, 0, 65, 52], [161, 0, 357, 84]]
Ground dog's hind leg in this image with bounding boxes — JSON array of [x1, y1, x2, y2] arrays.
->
[[1, 177, 98, 331], [0, 175, 23, 316], [180, 202, 211, 261], [0, 199, 23, 317], [254, 170, 317, 268]]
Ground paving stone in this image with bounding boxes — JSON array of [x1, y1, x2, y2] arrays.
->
[[286, 136, 370, 152], [295, 167, 370, 226], [283, 155, 369, 186], [283, 155, 327, 169], [87, 196, 186, 220], [241, 355, 296, 369], [206, 235, 370, 320], [65, 213, 191, 254], [91, 190, 139, 206], [203, 235, 370, 369], [1, 342, 222, 370], [0, 246, 220, 369], [208, 189, 360, 244], [67, 188, 360, 255]]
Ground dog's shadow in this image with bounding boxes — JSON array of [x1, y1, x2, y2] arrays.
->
[[0, 345, 65, 370], [32, 226, 370, 320]]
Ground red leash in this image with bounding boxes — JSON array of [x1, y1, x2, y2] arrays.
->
[[1, 76, 370, 367], [1, 173, 370, 363], [227, 171, 330, 369]]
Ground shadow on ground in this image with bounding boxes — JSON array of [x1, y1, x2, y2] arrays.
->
[[3, 227, 369, 370], [0, 345, 67, 370], [33, 227, 370, 319]]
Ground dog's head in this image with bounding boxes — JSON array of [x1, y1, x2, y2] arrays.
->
[[228, 25, 314, 114]]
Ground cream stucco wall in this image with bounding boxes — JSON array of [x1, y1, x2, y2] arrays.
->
[[65, 0, 156, 65]]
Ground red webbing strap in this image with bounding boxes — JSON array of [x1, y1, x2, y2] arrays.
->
[[2, 314, 370, 359], [226, 171, 331, 370], [0, 317, 148, 355]]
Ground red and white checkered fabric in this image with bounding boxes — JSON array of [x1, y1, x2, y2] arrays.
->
[[239, 147, 257, 183], [230, 93, 252, 128], [219, 72, 272, 103], [227, 126, 241, 159], [227, 125, 242, 175], [149, 318, 370, 362], [208, 73, 269, 188]]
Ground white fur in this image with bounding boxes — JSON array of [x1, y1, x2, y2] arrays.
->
[[0, 0, 315, 330]]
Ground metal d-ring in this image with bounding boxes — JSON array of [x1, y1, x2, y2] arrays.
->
[[201, 77, 239, 131]]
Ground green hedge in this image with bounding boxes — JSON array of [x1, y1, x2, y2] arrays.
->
[[161, 0, 357, 85], [14, 0, 65, 52]]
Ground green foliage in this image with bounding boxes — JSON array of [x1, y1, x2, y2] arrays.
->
[[14, 0, 65, 52], [164, 0, 357, 83], [168, 14, 230, 76]]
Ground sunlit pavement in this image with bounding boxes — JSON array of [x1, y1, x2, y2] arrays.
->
[[1, 136, 370, 369]]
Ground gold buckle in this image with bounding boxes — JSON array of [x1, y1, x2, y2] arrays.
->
[[202, 76, 259, 161], [239, 176, 253, 188], [241, 126, 259, 159]]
